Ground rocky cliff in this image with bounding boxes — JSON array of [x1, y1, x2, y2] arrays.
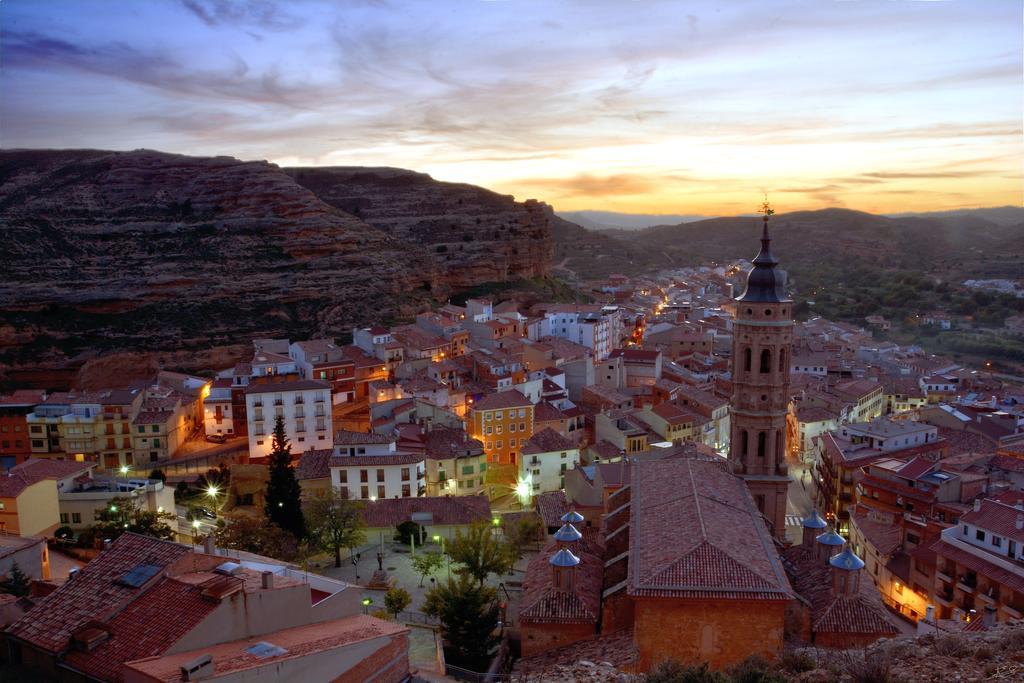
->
[[0, 149, 554, 381], [287, 166, 553, 288]]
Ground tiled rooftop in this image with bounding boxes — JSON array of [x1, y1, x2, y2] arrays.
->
[[627, 456, 792, 600], [359, 495, 490, 528]]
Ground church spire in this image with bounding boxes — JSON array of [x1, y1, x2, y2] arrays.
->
[[738, 196, 786, 302]]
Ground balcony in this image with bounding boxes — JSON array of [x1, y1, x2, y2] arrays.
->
[[977, 586, 1000, 605], [274, 399, 283, 406], [956, 580, 976, 595], [252, 400, 263, 407], [934, 588, 954, 607], [314, 396, 325, 403], [294, 396, 304, 405], [936, 567, 953, 584], [530, 457, 540, 465], [1002, 604, 1023, 619]]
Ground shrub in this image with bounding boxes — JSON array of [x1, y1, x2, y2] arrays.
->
[[728, 655, 785, 683], [645, 660, 725, 683], [780, 651, 816, 674]]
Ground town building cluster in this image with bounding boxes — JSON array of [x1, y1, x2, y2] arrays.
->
[[0, 208, 1022, 679]]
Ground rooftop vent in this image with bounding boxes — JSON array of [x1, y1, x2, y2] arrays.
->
[[180, 654, 214, 681], [214, 562, 243, 576], [247, 641, 288, 659]]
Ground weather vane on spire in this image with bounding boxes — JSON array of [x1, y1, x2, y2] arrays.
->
[[760, 194, 774, 218]]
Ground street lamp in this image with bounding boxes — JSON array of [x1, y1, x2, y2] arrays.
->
[[361, 597, 373, 615], [119, 465, 129, 477], [433, 534, 450, 579], [191, 519, 201, 549]]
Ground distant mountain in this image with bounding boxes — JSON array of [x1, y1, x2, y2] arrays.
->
[[887, 206, 1024, 227], [556, 210, 712, 231], [553, 207, 1024, 283]]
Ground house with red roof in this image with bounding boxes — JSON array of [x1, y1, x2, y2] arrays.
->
[[521, 428, 579, 496], [926, 497, 1024, 625], [3, 533, 408, 682]]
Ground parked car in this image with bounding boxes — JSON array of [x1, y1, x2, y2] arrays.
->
[[195, 506, 217, 520], [205, 433, 228, 444]]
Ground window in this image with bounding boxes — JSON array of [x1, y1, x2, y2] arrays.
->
[[496, 425, 503, 434], [520, 422, 526, 431], [462, 465, 474, 475], [376, 469, 385, 482], [257, 440, 264, 446], [496, 440, 502, 449], [339, 470, 348, 483], [377, 485, 386, 499], [137, 425, 145, 434], [743, 348, 752, 372], [484, 413, 492, 421], [759, 349, 771, 373], [151, 425, 159, 433], [519, 409, 526, 418], [741, 430, 748, 456], [976, 529, 986, 542], [60, 513, 69, 524], [361, 485, 369, 499], [402, 484, 411, 497], [757, 431, 766, 458], [993, 536, 1002, 548], [509, 423, 516, 432], [479, 462, 487, 472], [962, 525, 968, 536], [72, 513, 81, 524], [360, 470, 368, 483], [495, 411, 503, 419]]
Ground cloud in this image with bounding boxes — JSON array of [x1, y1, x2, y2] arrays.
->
[[2, 30, 323, 108], [512, 173, 697, 198], [179, 0, 304, 31]]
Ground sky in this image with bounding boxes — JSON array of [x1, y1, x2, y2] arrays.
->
[[1, 0, 1021, 215]]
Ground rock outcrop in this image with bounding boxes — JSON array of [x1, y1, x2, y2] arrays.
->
[[0, 149, 554, 379], [287, 166, 553, 288]]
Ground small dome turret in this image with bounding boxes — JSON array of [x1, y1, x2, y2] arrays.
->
[[802, 510, 828, 529], [549, 548, 580, 568], [561, 509, 585, 524], [553, 523, 583, 543], [829, 547, 865, 571]]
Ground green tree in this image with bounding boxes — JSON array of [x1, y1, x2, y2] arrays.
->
[[446, 520, 513, 586], [94, 496, 176, 541], [215, 513, 298, 560], [384, 585, 412, 619], [148, 468, 166, 483], [503, 513, 544, 560], [1, 562, 31, 597], [394, 520, 425, 545], [305, 487, 366, 568], [411, 550, 444, 587], [265, 416, 305, 539], [423, 575, 500, 668]]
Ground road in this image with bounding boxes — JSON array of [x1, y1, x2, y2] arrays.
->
[[784, 458, 817, 544]]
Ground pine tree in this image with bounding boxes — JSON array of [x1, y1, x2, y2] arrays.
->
[[2, 562, 31, 597], [264, 415, 305, 539]]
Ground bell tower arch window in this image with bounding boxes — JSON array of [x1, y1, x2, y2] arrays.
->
[[757, 431, 767, 457], [744, 348, 752, 373], [760, 349, 771, 373]]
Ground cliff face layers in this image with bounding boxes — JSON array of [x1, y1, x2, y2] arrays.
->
[[287, 166, 553, 288], [0, 150, 553, 376]]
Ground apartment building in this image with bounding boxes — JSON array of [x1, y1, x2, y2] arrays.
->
[[469, 390, 535, 466], [244, 377, 332, 459]]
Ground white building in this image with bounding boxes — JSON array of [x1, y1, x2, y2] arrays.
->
[[329, 431, 425, 500], [203, 378, 235, 437], [837, 418, 938, 453], [526, 305, 626, 361], [244, 379, 332, 459], [58, 475, 175, 530], [520, 428, 579, 496]]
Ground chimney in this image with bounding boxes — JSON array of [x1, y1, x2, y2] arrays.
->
[[1016, 513, 1023, 531], [203, 534, 216, 555], [102, 539, 111, 552], [982, 605, 997, 629], [261, 571, 275, 589], [924, 605, 935, 623], [973, 498, 982, 512]]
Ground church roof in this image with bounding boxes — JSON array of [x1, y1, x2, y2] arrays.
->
[[737, 215, 789, 303]]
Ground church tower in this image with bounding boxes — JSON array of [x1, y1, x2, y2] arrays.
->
[[729, 200, 792, 538]]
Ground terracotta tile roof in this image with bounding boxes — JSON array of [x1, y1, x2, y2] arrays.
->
[[295, 449, 332, 481], [360, 495, 490, 528], [990, 454, 1024, 473], [533, 401, 565, 422], [133, 409, 172, 426], [796, 406, 837, 423], [328, 452, 424, 468], [9, 458, 94, 482], [851, 511, 902, 556], [471, 389, 533, 412], [960, 499, 1024, 544], [62, 577, 218, 682], [781, 545, 899, 637], [589, 440, 623, 461], [333, 429, 395, 446], [122, 614, 407, 682], [0, 471, 44, 498], [519, 542, 602, 624], [608, 348, 660, 362], [0, 390, 46, 406], [522, 428, 575, 455], [627, 457, 792, 600], [423, 427, 483, 460], [244, 379, 330, 395], [535, 491, 568, 528], [650, 401, 698, 423], [6, 533, 190, 654]]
